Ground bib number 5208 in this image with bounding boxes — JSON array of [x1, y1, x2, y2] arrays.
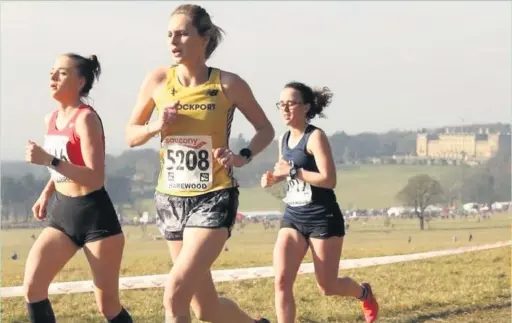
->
[[166, 149, 210, 171]]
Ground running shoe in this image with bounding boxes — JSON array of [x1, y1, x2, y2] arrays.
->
[[361, 283, 379, 323]]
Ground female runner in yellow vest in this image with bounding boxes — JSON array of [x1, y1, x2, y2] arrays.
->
[[125, 4, 274, 323]]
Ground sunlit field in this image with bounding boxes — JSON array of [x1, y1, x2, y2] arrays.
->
[[2, 213, 510, 322], [130, 164, 460, 216], [237, 164, 459, 211]]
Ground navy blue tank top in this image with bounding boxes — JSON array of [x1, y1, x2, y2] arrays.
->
[[281, 125, 338, 223]]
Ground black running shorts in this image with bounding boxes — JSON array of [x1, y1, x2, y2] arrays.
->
[[47, 187, 123, 247], [281, 204, 345, 239]]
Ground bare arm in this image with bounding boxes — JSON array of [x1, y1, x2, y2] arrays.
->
[[273, 133, 287, 183], [125, 67, 167, 148], [296, 129, 337, 189], [222, 72, 275, 158], [41, 113, 55, 197], [41, 179, 55, 198], [50, 111, 106, 188]]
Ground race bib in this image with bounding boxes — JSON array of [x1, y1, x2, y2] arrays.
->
[[162, 135, 213, 191], [283, 177, 313, 207], [43, 135, 71, 183]]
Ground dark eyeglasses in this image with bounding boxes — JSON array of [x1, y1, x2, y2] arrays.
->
[[276, 101, 303, 110]]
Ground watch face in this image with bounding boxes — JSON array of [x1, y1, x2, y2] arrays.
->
[[240, 148, 252, 159]]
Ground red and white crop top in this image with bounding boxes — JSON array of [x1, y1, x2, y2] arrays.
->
[[43, 105, 103, 183]]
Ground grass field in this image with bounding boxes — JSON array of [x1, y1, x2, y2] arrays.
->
[[2, 213, 510, 322], [131, 164, 461, 216]]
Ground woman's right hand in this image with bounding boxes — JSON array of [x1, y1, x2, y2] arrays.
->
[[151, 101, 179, 132], [261, 171, 278, 188], [32, 193, 51, 221]]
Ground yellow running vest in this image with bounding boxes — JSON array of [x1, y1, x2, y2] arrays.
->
[[154, 65, 237, 197]]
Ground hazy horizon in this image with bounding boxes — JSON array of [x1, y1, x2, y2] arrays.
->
[[1, 1, 510, 161], [0, 120, 508, 163]]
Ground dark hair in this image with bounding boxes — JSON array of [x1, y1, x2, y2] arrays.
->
[[65, 53, 101, 97], [171, 4, 225, 60], [284, 82, 333, 120]]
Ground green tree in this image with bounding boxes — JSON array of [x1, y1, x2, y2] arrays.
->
[[397, 174, 444, 230]]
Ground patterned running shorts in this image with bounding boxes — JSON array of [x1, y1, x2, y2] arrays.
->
[[154, 187, 239, 241]]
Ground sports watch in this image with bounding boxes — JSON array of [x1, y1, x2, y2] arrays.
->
[[239, 148, 253, 163], [50, 157, 61, 168], [289, 165, 298, 180]]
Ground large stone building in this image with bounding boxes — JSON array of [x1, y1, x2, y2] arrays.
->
[[416, 128, 511, 160]]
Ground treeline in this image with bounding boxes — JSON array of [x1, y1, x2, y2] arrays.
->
[[0, 173, 152, 223], [2, 123, 510, 222], [3, 122, 510, 181], [2, 145, 509, 223], [1, 127, 424, 186], [100, 129, 420, 187]]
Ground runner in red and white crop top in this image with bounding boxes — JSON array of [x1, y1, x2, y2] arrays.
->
[[44, 104, 104, 183], [23, 53, 133, 323]]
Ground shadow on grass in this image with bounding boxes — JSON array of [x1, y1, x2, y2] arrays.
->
[[7, 301, 510, 323], [9, 315, 163, 323], [9, 317, 97, 323], [403, 300, 512, 323]]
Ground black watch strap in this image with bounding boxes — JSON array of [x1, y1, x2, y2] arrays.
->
[[239, 148, 253, 162], [50, 157, 60, 168]]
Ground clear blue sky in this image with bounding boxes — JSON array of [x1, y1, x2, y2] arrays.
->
[[1, 1, 510, 160]]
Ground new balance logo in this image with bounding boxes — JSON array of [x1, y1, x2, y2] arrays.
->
[[206, 89, 219, 97]]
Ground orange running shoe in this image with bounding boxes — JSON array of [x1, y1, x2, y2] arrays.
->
[[361, 283, 379, 323]]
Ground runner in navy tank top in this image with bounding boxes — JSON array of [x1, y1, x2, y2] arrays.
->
[[261, 82, 379, 323], [280, 124, 339, 228]]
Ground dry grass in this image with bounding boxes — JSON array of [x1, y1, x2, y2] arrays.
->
[[1, 214, 511, 322], [129, 165, 459, 215]]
